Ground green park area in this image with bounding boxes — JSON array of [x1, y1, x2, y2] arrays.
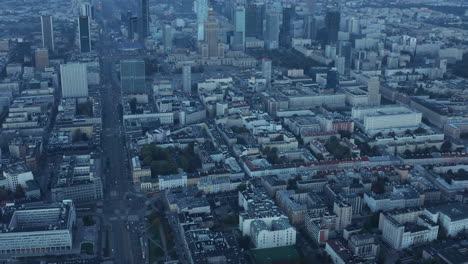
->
[[140, 144, 201, 176]]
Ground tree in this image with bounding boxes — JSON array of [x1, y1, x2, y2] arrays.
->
[[14, 185, 25, 199], [76, 100, 93, 116], [371, 178, 386, 194], [238, 236, 251, 250], [338, 130, 352, 139], [441, 141, 452, 152], [129, 98, 137, 114], [414, 127, 427, 134]]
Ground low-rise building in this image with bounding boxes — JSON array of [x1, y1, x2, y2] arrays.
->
[[250, 217, 296, 249], [0, 200, 76, 257]]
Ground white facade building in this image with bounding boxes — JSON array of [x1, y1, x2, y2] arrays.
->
[[250, 217, 296, 249], [379, 208, 438, 249], [158, 173, 187, 190], [60, 63, 88, 98], [424, 203, 468, 237]]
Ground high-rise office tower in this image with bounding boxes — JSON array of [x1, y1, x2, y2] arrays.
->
[[35, 48, 49, 71], [128, 16, 139, 40], [367, 76, 381, 106], [338, 41, 352, 73], [232, 5, 246, 51], [120, 60, 146, 94], [262, 58, 272, 88], [303, 14, 317, 40], [194, 0, 209, 41], [78, 16, 91, 53], [140, 0, 149, 40], [246, 3, 264, 39], [326, 68, 339, 91], [163, 24, 173, 52], [81, 2, 94, 19], [60, 63, 88, 98], [182, 65, 192, 94], [280, 5, 294, 47], [325, 8, 340, 45], [264, 10, 280, 50], [203, 7, 221, 57], [41, 15, 54, 52]]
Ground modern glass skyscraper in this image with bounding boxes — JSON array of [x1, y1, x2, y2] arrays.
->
[[233, 5, 246, 51], [280, 5, 294, 47], [264, 10, 280, 50], [140, 0, 149, 40], [41, 15, 54, 52], [78, 16, 91, 53], [245, 3, 264, 39], [325, 8, 340, 45], [120, 60, 146, 95], [194, 0, 209, 41], [304, 14, 317, 40]]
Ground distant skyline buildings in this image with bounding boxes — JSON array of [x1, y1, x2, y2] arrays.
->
[[41, 15, 54, 52], [245, 2, 264, 39], [183, 65, 191, 95], [163, 24, 173, 52], [194, 0, 209, 41], [120, 60, 146, 94], [78, 16, 91, 53], [264, 9, 280, 50], [140, 0, 149, 40], [233, 5, 246, 51], [325, 7, 340, 45], [280, 4, 294, 47], [201, 7, 223, 58], [60, 63, 88, 98]]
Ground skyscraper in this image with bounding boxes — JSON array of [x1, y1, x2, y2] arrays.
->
[[163, 24, 173, 52], [35, 48, 49, 71], [264, 10, 280, 50], [81, 2, 94, 19], [202, 7, 221, 57], [140, 0, 149, 40], [280, 5, 294, 47], [338, 41, 352, 73], [232, 5, 246, 51], [262, 58, 272, 88], [194, 0, 209, 41], [183, 65, 192, 94], [367, 76, 381, 106], [78, 16, 91, 53], [303, 14, 317, 40], [246, 3, 264, 39], [326, 68, 339, 91], [41, 15, 54, 52], [60, 63, 88, 98], [325, 8, 340, 45], [128, 16, 139, 40], [120, 60, 146, 95]]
